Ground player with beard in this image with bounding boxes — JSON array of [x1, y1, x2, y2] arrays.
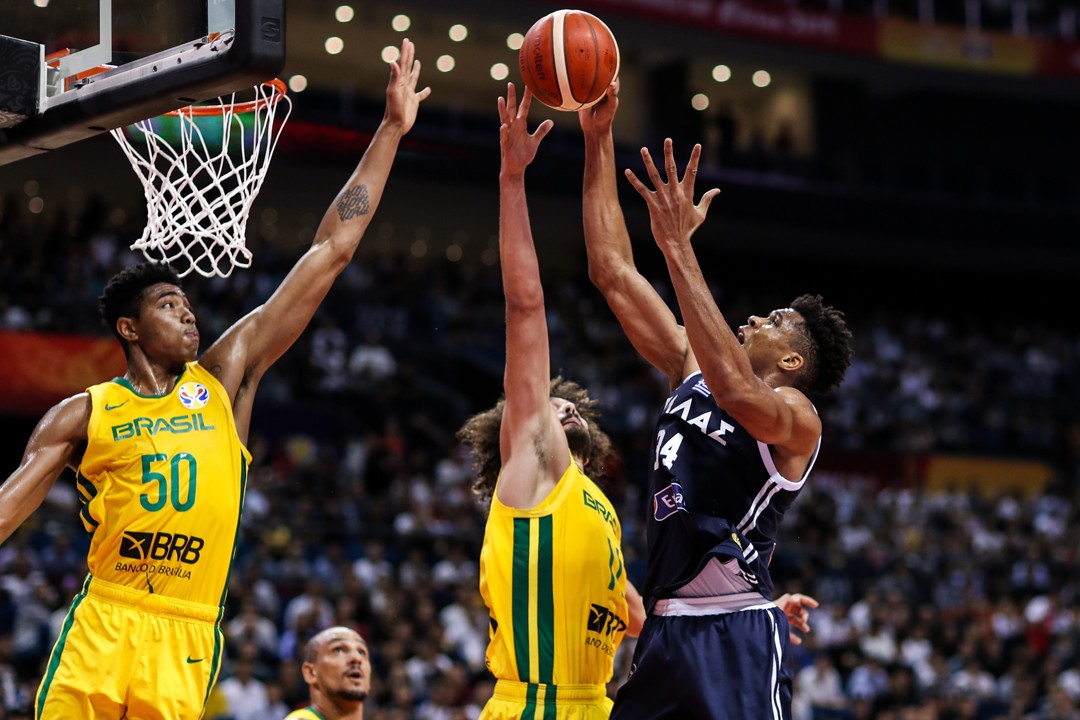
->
[[284, 627, 371, 720], [455, 83, 646, 720]]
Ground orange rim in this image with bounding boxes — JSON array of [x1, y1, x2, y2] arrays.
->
[[167, 78, 288, 117]]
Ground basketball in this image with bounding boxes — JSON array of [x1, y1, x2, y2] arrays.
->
[[518, 9, 620, 112]]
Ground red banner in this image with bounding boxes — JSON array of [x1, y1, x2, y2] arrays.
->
[[0, 331, 125, 415], [574, 0, 880, 57], [569, 0, 1080, 78]]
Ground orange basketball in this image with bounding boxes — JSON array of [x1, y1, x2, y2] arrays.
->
[[518, 9, 620, 112]]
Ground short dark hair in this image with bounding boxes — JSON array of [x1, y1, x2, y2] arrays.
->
[[789, 294, 853, 395], [457, 376, 615, 504], [98, 262, 183, 348]]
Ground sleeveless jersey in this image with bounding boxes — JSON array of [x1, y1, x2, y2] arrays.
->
[[642, 371, 819, 607], [77, 361, 251, 608], [480, 458, 629, 687], [284, 708, 325, 720]]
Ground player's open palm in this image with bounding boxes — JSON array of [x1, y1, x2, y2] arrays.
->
[[385, 38, 431, 133], [499, 83, 553, 176], [625, 138, 720, 253]]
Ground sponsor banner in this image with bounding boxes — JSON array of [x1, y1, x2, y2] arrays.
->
[[924, 455, 1053, 496], [1036, 38, 1080, 78], [0, 331, 124, 415], [811, 450, 925, 491], [880, 17, 1039, 74], [573, 0, 880, 56], [813, 450, 1053, 496], [569, 0, 1080, 79]]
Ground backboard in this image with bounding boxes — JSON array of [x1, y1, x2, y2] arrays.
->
[[0, 0, 285, 166]]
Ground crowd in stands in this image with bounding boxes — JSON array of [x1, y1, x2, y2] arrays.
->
[[0, 194, 1077, 720]]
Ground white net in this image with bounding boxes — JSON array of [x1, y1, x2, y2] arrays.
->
[[110, 80, 292, 278]]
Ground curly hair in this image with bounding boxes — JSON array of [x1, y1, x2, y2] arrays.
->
[[98, 262, 183, 351], [457, 376, 614, 504], [789, 293, 854, 395]]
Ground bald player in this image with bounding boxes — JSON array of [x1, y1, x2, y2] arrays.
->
[[284, 626, 372, 720]]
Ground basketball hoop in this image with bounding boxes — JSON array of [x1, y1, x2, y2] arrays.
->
[[110, 78, 292, 278]]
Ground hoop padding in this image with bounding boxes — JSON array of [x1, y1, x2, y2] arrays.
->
[[110, 79, 292, 278]]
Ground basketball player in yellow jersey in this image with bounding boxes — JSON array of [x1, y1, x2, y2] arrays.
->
[[456, 83, 646, 720], [284, 626, 371, 720], [0, 39, 429, 720]]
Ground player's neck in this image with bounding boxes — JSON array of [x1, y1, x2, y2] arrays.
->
[[124, 357, 185, 396]]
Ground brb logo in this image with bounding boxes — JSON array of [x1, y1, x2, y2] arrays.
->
[[587, 604, 627, 640], [653, 481, 686, 521], [119, 530, 205, 564]]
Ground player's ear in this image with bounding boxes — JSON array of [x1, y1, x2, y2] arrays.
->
[[779, 352, 803, 372], [301, 662, 318, 684], [116, 317, 138, 343]]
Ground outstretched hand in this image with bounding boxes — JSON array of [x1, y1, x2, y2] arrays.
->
[[499, 83, 554, 177], [384, 38, 431, 134], [624, 138, 720, 253], [775, 592, 819, 645], [578, 79, 619, 134]]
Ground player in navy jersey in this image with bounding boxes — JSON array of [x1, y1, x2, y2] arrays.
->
[[579, 82, 853, 719]]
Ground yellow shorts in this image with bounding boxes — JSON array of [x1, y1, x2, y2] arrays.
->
[[35, 577, 223, 720], [480, 679, 613, 720]]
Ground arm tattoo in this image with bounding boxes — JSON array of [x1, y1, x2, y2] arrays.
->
[[336, 185, 371, 221]]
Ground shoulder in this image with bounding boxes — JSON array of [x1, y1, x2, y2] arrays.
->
[[284, 709, 322, 720], [50, 393, 92, 435]]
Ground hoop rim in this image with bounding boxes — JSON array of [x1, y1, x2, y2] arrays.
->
[[166, 78, 288, 117]]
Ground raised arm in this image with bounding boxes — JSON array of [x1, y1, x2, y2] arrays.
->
[[0, 394, 89, 545], [200, 39, 430, 435], [579, 83, 693, 387], [625, 139, 819, 453], [494, 84, 566, 510]]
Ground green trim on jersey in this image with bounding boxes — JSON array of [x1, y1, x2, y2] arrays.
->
[[511, 516, 556, 685], [37, 575, 91, 717]]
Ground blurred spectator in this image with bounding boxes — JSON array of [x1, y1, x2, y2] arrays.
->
[[217, 642, 271, 720], [793, 652, 848, 720]]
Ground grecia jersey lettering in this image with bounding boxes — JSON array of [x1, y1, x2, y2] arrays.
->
[[642, 371, 819, 606], [78, 361, 250, 606]]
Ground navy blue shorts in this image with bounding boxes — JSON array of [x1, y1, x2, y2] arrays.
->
[[610, 604, 792, 720]]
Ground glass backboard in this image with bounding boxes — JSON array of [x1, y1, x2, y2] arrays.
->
[[0, 0, 285, 165]]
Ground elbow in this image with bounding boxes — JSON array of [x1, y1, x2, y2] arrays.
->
[[505, 288, 545, 317], [316, 232, 361, 274], [587, 260, 623, 295]]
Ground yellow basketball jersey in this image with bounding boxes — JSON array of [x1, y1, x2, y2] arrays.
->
[[77, 361, 250, 608], [284, 708, 325, 720], [480, 457, 629, 687]]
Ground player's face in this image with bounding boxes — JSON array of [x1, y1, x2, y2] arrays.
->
[[312, 630, 371, 702], [132, 283, 200, 362], [550, 397, 589, 433], [736, 307, 801, 364], [551, 396, 592, 458]]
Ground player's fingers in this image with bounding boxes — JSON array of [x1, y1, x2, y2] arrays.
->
[[533, 119, 554, 142], [519, 86, 533, 118], [684, 144, 703, 186], [663, 138, 678, 182], [415, 86, 431, 103], [505, 83, 517, 115], [698, 188, 721, 213], [640, 147, 663, 188], [624, 168, 652, 199]]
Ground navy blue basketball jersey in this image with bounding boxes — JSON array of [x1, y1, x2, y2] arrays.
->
[[641, 371, 819, 607]]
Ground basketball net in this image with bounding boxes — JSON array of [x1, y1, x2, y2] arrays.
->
[[110, 79, 292, 278]]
